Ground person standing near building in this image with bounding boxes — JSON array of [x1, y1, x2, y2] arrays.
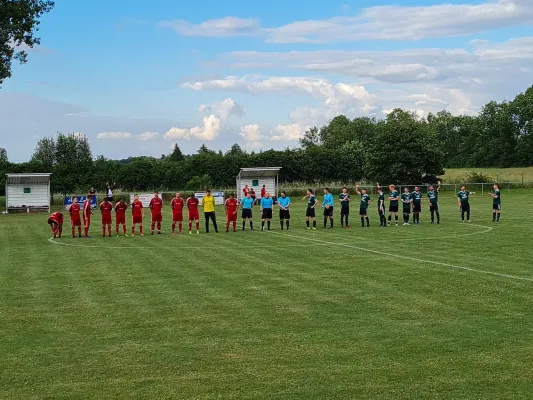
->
[[277, 191, 291, 230], [261, 185, 266, 199], [202, 190, 218, 233]]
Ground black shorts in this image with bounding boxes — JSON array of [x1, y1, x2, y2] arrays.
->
[[262, 208, 273, 219], [359, 207, 368, 216], [389, 205, 399, 213], [403, 207, 411, 214], [413, 203, 422, 213], [107, 196, 114, 202], [279, 209, 290, 220], [323, 206, 334, 217], [306, 207, 316, 218], [242, 209, 252, 219], [460, 203, 470, 212], [493, 203, 501, 211], [429, 203, 439, 211], [341, 206, 350, 216]]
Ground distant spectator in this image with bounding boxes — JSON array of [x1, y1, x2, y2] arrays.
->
[[243, 184, 249, 198], [261, 185, 266, 199], [105, 182, 114, 203]]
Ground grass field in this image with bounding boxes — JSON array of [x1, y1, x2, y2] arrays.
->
[[2, 191, 533, 399], [443, 167, 533, 183]]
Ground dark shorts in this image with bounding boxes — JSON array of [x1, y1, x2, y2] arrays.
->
[[359, 207, 368, 216], [306, 207, 316, 218], [460, 203, 470, 212], [493, 203, 501, 211], [341, 206, 350, 216], [107, 196, 114, 202], [429, 203, 439, 212], [71, 218, 81, 227], [242, 209, 252, 219], [102, 215, 112, 225], [413, 203, 422, 213], [132, 215, 143, 224], [389, 205, 399, 213], [262, 208, 273, 219], [324, 206, 334, 217], [279, 209, 290, 220], [403, 207, 411, 214]]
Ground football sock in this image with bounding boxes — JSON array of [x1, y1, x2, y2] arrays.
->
[[123, 225, 126, 235], [232, 222, 236, 231], [242, 221, 246, 230], [395, 215, 399, 224], [78, 227, 82, 236], [345, 216, 349, 226], [341, 216, 344, 227], [280, 220, 284, 230], [361, 217, 365, 227], [151, 222, 155, 231], [436, 211, 440, 222], [116, 225, 119, 235], [330, 219, 333, 228], [467, 211, 471, 220], [286, 220, 289, 229], [157, 222, 161, 232], [366, 217, 370, 227], [306, 220, 310, 228], [172, 223, 176, 233], [196, 222, 200, 231], [189, 222, 192, 231], [261, 221, 265, 229], [492, 212, 496, 221], [139, 226, 143, 234], [313, 220, 316, 228], [132, 226, 135, 234], [72, 227, 75, 236], [226, 223, 229, 232], [108, 226, 111, 236], [250, 221, 254, 230], [324, 218, 327, 228], [461, 211, 465, 221], [84, 227, 89, 237], [388, 215, 392, 222], [268, 221, 271, 230], [497, 213, 500, 221]]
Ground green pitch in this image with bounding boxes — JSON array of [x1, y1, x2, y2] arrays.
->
[[2, 191, 533, 399]]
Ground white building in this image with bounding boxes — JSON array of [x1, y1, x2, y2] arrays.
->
[[5, 173, 52, 213], [236, 167, 281, 200]]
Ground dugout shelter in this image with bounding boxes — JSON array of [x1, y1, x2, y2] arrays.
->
[[236, 167, 281, 200], [5, 173, 52, 213]]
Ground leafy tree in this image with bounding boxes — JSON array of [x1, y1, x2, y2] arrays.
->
[[31, 136, 56, 168], [0, 147, 7, 163], [186, 174, 211, 191], [0, 0, 55, 84], [300, 126, 320, 148], [227, 143, 244, 156], [168, 143, 184, 162]]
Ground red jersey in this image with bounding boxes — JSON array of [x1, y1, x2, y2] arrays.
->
[[171, 197, 185, 213], [131, 200, 144, 216], [83, 200, 92, 217], [187, 197, 199, 211], [69, 203, 81, 219], [100, 201, 113, 216], [261, 188, 266, 197], [114, 202, 128, 217], [225, 198, 238, 214], [149, 197, 163, 213], [243, 187, 249, 197], [49, 212, 64, 224]]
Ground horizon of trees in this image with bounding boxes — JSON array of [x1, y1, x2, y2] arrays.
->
[[0, 85, 532, 195]]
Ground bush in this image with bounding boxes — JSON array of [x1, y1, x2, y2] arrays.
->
[[467, 171, 495, 183]]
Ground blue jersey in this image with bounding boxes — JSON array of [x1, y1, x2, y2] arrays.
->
[[277, 196, 290, 209], [241, 197, 254, 209], [323, 193, 334, 207], [260, 197, 273, 209]]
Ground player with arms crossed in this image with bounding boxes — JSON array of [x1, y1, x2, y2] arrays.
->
[[69, 197, 82, 238], [260, 192, 274, 231], [457, 185, 475, 223], [427, 181, 441, 224], [186, 193, 200, 235], [489, 183, 501, 222], [322, 187, 334, 229], [114, 199, 128, 236], [411, 186, 423, 224], [224, 193, 239, 233], [171, 192, 185, 235], [278, 191, 291, 230], [131, 194, 144, 236], [339, 187, 351, 228], [302, 189, 318, 230], [386, 184, 400, 226], [401, 187, 412, 226], [376, 184, 387, 227], [149, 191, 163, 235], [355, 184, 371, 227], [240, 192, 255, 231], [100, 197, 113, 237], [48, 211, 64, 239], [83, 193, 93, 238]]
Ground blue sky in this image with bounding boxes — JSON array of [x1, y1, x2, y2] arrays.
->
[[1, 0, 532, 161]]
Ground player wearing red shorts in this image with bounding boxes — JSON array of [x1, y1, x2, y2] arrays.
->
[[131, 194, 144, 236], [69, 197, 82, 238], [149, 191, 163, 235], [186, 193, 200, 234], [48, 212, 64, 238], [171, 192, 185, 235], [83, 194, 93, 238], [224, 193, 239, 233], [100, 197, 113, 237], [114, 199, 128, 236]]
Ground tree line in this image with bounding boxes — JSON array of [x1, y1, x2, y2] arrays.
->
[[0, 85, 532, 195]]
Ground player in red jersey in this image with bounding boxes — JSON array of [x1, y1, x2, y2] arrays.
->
[[186, 193, 200, 234], [149, 191, 163, 235], [100, 197, 113, 237], [171, 192, 185, 235], [69, 197, 82, 238], [83, 194, 93, 238], [48, 212, 64, 238], [224, 193, 239, 232], [114, 199, 128, 236], [131, 194, 144, 236]]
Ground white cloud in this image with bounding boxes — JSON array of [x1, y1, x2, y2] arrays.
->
[[164, 114, 221, 141], [137, 132, 160, 141], [96, 132, 132, 139], [159, 17, 262, 37], [240, 124, 262, 148], [198, 98, 247, 120], [271, 124, 309, 141]]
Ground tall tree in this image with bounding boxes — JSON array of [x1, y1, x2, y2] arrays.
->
[[300, 126, 320, 148], [0, 0, 55, 84], [0, 147, 7, 163], [31, 136, 56, 168], [168, 143, 185, 162]]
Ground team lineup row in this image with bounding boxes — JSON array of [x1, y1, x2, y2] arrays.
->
[[46, 183, 503, 238]]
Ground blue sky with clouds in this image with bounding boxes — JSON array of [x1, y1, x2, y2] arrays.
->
[[1, 0, 532, 161]]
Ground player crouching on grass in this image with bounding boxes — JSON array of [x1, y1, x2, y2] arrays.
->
[[489, 184, 501, 222], [100, 197, 113, 237], [131, 194, 144, 236], [224, 193, 239, 233], [322, 187, 334, 229], [114, 199, 128, 236], [69, 196, 82, 238], [302, 189, 318, 230], [240, 192, 254, 231], [411, 186, 423, 225], [48, 212, 64, 239], [457, 185, 475, 223], [401, 187, 412, 226], [149, 191, 163, 235], [171, 192, 185, 235], [260, 192, 274, 231], [355, 184, 371, 227], [277, 191, 291, 230]]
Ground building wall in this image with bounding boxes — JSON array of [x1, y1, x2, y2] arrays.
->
[[7, 184, 49, 208], [237, 177, 276, 200]]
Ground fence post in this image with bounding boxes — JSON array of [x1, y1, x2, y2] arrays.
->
[[481, 183, 484, 195]]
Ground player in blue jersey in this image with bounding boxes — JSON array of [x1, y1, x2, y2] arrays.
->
[[260, 192, 274, 231], [277, 191, 291, 230], [322, 187, 334, 229], [240, 192, 255, 231]]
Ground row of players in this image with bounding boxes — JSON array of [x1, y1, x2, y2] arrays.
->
[[47, 182, 503, 238]]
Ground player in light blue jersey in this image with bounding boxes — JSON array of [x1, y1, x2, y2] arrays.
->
[[240, 193, 255, 231], [277, 191, 291, 230], [260, 193, 274, 231], [322, 187, 334, 229]]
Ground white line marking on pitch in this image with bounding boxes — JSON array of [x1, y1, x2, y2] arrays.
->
[[267, 229, 533, 283]]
